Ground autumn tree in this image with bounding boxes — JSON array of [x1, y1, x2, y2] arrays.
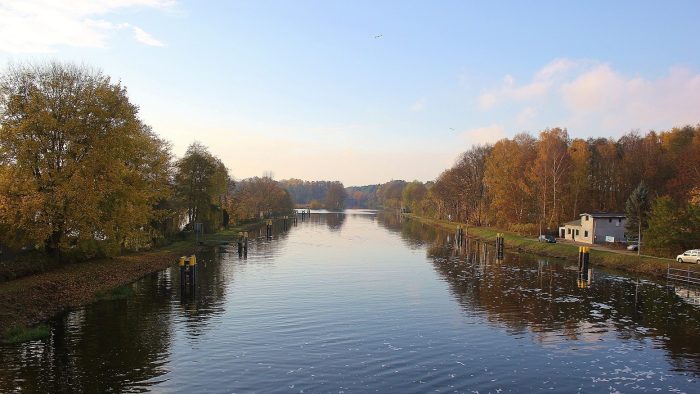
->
[[401, 180, 427, 213], [484, 134, 537, 226], [377, 180, 407, 209], [589, 138, 622, 211], [529, 128, 569, 232], [231, 176, 293, 220], [565, 138, 591, 219], [0, 62, 172, 259], [324, 181, 347, 210], [174, 142, 230, 232]]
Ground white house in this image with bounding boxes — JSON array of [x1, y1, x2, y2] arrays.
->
[[559, 212, 627, 244]]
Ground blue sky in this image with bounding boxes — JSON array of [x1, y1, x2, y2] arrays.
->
[[1, 0, 699, 185]]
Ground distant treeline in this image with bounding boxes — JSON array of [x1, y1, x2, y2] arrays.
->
[[279, 180, 382, 210], [278, 179, 346, 210], [0, 62, 292, 262], [345, 184, 380, 208]]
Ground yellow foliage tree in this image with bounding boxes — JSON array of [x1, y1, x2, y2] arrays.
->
[[0, 63, 172, 259]]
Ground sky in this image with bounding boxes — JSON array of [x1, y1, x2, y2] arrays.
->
[[1, 0, 699, 186]]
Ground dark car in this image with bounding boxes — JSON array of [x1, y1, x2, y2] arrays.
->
[[538, 235, 556, 243]]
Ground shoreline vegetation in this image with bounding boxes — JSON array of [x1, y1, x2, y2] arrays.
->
[[0, 222, 261, 343], [405, 213, 700, 279]]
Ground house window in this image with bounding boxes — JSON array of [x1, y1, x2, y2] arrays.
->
[[576, 229, 579, 236], [585, 216, 589, 221], [584, 231, 588, 237], [567, 228, 571, 234], [609, 218, 612, 223]]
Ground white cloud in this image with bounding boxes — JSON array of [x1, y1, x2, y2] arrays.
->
[[476, 60, 565, 111], [477, 92, 497, 110], [0, 0, 174, 52], [561, 64, 700, 131], [535, 58, 576, 80], [479, 58, 700, 135], [516, 107, 537, 126], [460, 124, 506, 145], [410, 98, 426, 112], [132, 26, 164, 46]]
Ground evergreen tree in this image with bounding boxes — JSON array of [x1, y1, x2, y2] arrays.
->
[[625, 181, 650, 254]]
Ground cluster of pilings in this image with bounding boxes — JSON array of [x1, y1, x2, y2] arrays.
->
[[281, 215, 296, 230], [578, 246, 592, 287], [237, 232, 249, 256], [179, 255, 197, 290], [299, 209, 311, 221], [495, 233, 505, 260]]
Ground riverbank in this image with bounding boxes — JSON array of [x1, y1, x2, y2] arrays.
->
[[405, 214, 699, 279], [0, 225, 256, 343]]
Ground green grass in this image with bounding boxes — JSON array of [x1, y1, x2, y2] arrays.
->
[[93, 285, 135, 301], [2, 324, 50, 344]]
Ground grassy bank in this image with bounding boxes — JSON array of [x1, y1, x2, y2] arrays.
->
[[406, 214, 699, 279], [0, 222, 260, 343]]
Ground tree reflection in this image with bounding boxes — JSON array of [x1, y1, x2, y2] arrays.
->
[[323, 212, 346, 231], [0, 271, 174, 392], [379, 214, 700, 375]]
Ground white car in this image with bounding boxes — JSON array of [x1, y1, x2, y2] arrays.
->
[[676, 249, 700, 264]]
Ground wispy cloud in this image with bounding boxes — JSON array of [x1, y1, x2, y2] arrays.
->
[[131, 26, 165, 47], [476, 59, 575, 111], [410, 98, 426, 112], [0, 0, 174, 52]]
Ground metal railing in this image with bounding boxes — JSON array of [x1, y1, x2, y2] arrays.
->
[[667, 266, 700, 286]]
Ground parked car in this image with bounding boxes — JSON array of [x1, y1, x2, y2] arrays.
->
[[676, 250, 700, 264], [538, 235, 556, 243], [627, 243, 639, 251]]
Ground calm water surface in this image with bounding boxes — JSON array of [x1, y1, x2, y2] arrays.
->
[[1, 210, 699, 393]]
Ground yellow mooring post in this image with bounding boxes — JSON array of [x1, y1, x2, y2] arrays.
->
[[577, 247, 591, 285], [179, 256, 187, 287], [189, 255, 197, 286]]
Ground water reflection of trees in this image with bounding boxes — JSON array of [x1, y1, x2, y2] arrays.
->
[[0, 271, 174, 392], [0, 227, 274, 391], [324, 212, 346, 231], [377, 212, 437, 249], [386, 216, 700, 375]]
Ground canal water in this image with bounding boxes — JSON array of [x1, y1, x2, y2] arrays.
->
[[1, 210, 699, 393]]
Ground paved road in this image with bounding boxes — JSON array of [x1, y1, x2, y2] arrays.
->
[[555, 238, 674, 261]]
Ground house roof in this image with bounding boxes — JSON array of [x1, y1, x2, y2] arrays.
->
[[580, 212, 626, 218], [564, 219, 581, 226]]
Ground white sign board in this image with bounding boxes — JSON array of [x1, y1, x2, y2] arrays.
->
[[605, 236, 615, 242]]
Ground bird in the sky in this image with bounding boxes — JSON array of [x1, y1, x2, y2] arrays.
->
[[449, 128, 455, 131], [374, 34, 383, 39]]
